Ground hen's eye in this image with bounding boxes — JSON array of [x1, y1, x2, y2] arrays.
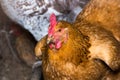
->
[[58, 29, 62, 32]]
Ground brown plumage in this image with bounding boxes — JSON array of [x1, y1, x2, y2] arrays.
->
[[35, 21, 109, 80], [74, 21, 120, 71], [74, 0, 120, 71], [76, 0, 120, 42], [35, 0, 120, 79]]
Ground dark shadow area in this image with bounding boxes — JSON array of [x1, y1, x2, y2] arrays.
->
[[0, 5, 37, 80]]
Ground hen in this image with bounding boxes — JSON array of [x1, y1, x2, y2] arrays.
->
[[35, 14, 106, 80], [35, 13, 120, 80], [35, 0, 120, 79]]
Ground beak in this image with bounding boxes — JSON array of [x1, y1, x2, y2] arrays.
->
[[47, 37, 53, 44]]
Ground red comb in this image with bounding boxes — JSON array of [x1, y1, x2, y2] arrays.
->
[[50, 13, 57, 27], [48, 13, 57, 36]]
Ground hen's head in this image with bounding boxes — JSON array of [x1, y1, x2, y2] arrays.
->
[[47, 13, 70, 50]]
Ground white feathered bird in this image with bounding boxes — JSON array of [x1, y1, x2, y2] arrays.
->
[[0, 0, 89, 41]]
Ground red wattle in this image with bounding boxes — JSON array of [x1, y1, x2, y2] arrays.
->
[[55, 40, 62, 49]]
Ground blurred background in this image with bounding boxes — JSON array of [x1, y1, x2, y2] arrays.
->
[[0, 5, 37, 80]]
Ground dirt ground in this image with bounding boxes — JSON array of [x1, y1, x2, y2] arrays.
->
[[0, 5, 36, 80]]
